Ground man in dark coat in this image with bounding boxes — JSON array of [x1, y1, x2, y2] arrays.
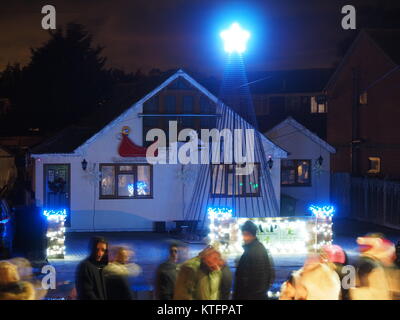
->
[[75, 237, 108, 300], [154, 244, 179, 300], [233, 220, 275, 300]]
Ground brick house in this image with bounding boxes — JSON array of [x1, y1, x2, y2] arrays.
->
[[325, 29, 400, 180]]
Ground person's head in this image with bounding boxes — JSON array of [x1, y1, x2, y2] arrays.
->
[[199, 246, 225, 272], [169, 244, 179, 263], [241, 220, 258, 244], [89, 237, 109, 264], [114, 247, 132, 265], [0, 261, 20, 286]]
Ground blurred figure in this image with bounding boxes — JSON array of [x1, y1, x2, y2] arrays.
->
[[103, 245, 141, 300], [279, 250, 341, 300], [8, 257, 47, 300], [174, 246, 231, 300], [321, 244, 350, 300], [154, 244, 179, 300], [75, 236, 108, 300], [0, 261, 35, 300], [233, 220, 275, 300], [350, 233, 396, 300]]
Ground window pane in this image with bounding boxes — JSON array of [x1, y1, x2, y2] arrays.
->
[[297, 161, 310, 184], [164, 96, 176, 113], [227, 165, 235, 195], [282, 168, 296, 185], [183, 96, 194, 114], [246, 165, 259, 194], [143, 96, 159, 113], [119, 165, 133, 171], [311, 96, 318, 113], [137, 165, 151, 196], [235, 165, 244, 195], [212, 165, 225, 195], [101, 166, 115, 196], [118, 174, 135, 197]]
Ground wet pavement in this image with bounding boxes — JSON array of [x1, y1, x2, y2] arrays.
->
[[41, 218, 400, 299]]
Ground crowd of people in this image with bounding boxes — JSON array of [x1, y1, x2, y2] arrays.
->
[[1, 220, 400, 300]]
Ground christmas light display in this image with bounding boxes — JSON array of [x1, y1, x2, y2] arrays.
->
[[309, 205, 334, 250], [207, 207, 335, 256], [43, 209, 67, 259], [136, 181, 148, 195]]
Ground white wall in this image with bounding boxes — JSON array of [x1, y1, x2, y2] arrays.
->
[[33, 99, 284, 231], [267, 123, 332, 216]]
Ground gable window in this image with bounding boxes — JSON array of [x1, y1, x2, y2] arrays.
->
[[100, 164, 152, 199], [164, 95, 176, 113], [368, 157, 380, 174], [281, 160, 311, 186], [211, 164, 260, 197]]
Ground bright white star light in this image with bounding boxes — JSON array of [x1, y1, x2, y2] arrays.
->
[[220, 22, 250, 54]]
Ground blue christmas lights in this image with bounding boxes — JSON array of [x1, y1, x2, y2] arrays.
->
[[43, 209, 67, 219], [207, 207, 233, 220], [309, 205, 335, 219]]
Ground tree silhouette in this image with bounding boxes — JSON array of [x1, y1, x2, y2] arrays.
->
[[3, 23, 113, 134]]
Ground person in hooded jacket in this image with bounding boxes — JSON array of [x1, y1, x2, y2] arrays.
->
[[233, 220, 275, 300], [75, 236, 109, 300]]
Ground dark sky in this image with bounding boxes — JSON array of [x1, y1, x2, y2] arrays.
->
[[0, 0, 393, 75]]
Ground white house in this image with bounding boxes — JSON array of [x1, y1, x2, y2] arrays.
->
[[266, 117, 336, 216], [30, 70, 287, 232]]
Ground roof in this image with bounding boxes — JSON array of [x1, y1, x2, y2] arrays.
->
[[265, 117, 336, 154], [247, 68, 334, 94], [325, 29, 400, 90], [31, 69, 287, 158], [365, 29, 400, 65]]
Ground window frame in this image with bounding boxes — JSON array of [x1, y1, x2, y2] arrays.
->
[[210, 163, 261, 198], [367, 157, 381, 174], [281, 159, 312, 187], [99, 163, 153, 199]]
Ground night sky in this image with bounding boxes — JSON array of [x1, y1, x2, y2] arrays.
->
[[0, 0, 395, 75]]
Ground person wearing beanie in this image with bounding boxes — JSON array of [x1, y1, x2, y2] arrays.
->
[[233, 220, 275, 300]]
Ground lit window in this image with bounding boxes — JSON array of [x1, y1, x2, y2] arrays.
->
[[311, 96, 327, 113], [211, 164, 260, 197], [100, 164, 152, 199], [281, 160, 311, 186], [359, 91, 368, 105], [368, 157, 381, 174]]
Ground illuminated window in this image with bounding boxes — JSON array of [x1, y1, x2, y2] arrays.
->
[[100, 164, 152, 199], [311, 96, 327, 113], [359, 91, 368, 105], [368, 157, 381, 174], [211, 164, 260, 197], [281, 160, 311, 186]]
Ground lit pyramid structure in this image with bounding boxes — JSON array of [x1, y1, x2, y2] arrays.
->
[[183, 26, 280, 239]]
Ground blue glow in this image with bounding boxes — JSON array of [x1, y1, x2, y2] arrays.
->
[[309, 205, 335, 218], [128, 181, 148, 196], [207, 207, 233, 220], [43, 209, 67, 219], [220, 22, 250, 53]]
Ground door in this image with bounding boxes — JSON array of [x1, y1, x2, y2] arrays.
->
[[44, 164, 71, 227]]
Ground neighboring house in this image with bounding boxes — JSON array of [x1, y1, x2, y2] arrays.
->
[[0, 146, 17, 192], [249, 68, 334, 138], [325, 29, 400, 180], [266, 117, 336, 216], [30, 70, 287, 232]]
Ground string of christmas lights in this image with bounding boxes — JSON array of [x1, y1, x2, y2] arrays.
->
[[43, 209, 67, 259]]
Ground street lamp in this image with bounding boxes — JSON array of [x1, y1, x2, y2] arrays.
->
[[220, 22, 250, 54]]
